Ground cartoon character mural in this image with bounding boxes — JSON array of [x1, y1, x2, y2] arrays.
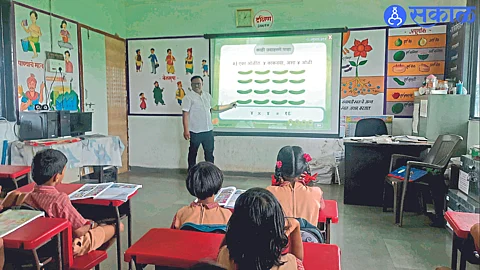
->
[[202, 59, 209, 77], [139, 93, 147, 110], [135, 49, 143, 72], [20, 10, 42, 58], [176, 81, 186, 106], [165, 48, 176, 74], [58, 20, 73, 50], [185, 48, 193, 75], [148, 48, 159, 74], [19, 73, 44, 111], [152, 81, 165, 105], [64, 50, 73, 73]]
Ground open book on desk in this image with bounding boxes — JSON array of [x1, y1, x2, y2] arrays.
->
[[69, 183, 142, 202], [0, 209, 44, 237], [214, 187, 246, 209]]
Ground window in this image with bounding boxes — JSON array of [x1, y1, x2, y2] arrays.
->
[[467, 0, 480, 119], [475, 34, 479, 118]]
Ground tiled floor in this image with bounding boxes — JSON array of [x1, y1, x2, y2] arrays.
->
[[98, 169, 476, 270]]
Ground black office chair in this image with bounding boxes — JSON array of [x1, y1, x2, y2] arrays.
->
[[354, 118, 388, 137], [382, 134, 463, 227]]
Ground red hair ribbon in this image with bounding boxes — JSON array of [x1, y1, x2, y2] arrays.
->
[[276, 161, 282, 168], [271, 173, 318, 186], [303, 153, 312, 162]]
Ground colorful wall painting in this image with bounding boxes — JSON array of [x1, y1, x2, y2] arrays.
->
[[386, 25, 446, 117], [127, 37, 209, 115], [340, 29, 386, 117], [14, 4, 81, 112]]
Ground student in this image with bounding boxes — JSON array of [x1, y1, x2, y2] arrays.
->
[[266, 146, 325, 226], [217, 188, 304, 270], [23, 149, 124, 257], [171, 162, 231, 229]]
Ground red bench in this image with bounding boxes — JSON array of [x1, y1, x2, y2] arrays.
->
[[318, 199, 339, 244], [0, 165, 30, 193], [445, 211, 480, 270]]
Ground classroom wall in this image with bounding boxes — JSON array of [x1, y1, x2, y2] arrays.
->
[[127, 0, 466, 172]]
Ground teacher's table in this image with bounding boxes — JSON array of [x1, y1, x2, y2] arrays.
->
[[124, 228, 342, 270], [343, 140, 431, 206], [17, 182, 137, 270], [445, 211, 480, 270]]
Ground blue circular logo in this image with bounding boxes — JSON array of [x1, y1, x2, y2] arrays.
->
[[384, 5, 407, 28]]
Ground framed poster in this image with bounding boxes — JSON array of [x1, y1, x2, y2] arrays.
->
[[340, 29, 386, 117], [127, 36, 210, 116], [14, 4, 81, 112]]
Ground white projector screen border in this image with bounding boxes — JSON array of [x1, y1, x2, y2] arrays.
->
[[206, 28, 346, 138]]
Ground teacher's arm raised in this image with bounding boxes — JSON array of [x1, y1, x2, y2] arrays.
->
[[182, 96, 192, 140], [211, 102, 237, 113]]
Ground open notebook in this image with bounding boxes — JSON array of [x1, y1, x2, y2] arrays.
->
[[0, 209, 44, 238], [69, 183, 142, 202]]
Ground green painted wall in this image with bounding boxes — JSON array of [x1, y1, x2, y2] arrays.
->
[[125, 0, 466, 38], [15, 0, 126, 37]]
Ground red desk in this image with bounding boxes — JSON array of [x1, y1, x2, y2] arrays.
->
[[0, 165, 30, 192], [16, 182, 138, 270], [318, 200, 339, 244], [445, 211, 480, 270], [125, 228, 342, 270], [3, 217, 72, 268]]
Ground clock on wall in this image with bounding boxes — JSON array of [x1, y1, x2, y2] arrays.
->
[[236, 9, 253, 27]]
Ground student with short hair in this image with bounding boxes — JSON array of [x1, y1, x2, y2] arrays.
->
[[217, 188, 304, 270], [23, 149, 123, 257], [266, 146, 325, 226], [171, 162, 232, 229]]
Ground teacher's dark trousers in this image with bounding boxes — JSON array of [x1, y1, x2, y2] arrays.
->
[[188, 130, 214, 170]]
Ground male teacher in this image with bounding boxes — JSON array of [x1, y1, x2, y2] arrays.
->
[[182, 76, 236, 170]]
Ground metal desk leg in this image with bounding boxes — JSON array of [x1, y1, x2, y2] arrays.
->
[[57, 233, 63, 270], [127, 200, 133, 270], [451, 234, 458, 270], [325, 220, 331, 244], [114, 206, 122, 270]]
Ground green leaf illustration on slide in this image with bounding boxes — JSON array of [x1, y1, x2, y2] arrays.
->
[[391, 103, 404, 114], [272, 79, 288, 84], [238, 79, 253, 84], [289, 79, 305, 84], [238, 70, 253, 75], [254, 89, 270, 94], [289, 70, 305, 74], [393, 78, 405, 86], [255, 70, 270, 75], [253, 99, 270, 105], [236, 89, 252, 94], [288, 89, 305, 95], [417, 54, 429, 60], [255, 79, 270, 84], [358, 60, 368, 66], [272, 89, 288, 94], [288, 100, 305, 105], [236, 99, 252, 105], [271, 100, 288, 105], [349, 61, 357, 67], [273, 70, 288, 75], [393, 51, 406, 61]]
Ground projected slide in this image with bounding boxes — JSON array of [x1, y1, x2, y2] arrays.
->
[[211, 34, 341, 135]]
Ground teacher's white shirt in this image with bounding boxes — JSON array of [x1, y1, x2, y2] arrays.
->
[[182, 91, 213, 133]]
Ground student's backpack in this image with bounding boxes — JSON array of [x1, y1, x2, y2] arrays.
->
[[296, 218, 325, 243], [180, 222, 227, 234]]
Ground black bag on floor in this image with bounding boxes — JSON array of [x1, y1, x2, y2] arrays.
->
[[296, 218, 325, 243]]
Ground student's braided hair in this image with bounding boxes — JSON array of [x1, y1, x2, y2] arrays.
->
[[273, 146, 311, 184]]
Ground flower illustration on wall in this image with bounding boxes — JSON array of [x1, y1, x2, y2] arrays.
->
[[349, 39, 372, 77]]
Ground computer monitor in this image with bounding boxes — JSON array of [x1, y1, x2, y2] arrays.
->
[[70, 112, 93, 136]]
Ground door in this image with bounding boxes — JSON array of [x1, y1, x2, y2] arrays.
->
[[81, 28, 108, 135], [105, 36, 128, 173]]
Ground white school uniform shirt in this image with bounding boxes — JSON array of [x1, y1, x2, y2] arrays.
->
[[182, 90, 213, 133]]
